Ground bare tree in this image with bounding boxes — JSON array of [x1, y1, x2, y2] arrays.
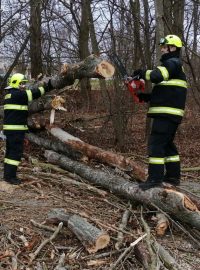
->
[[78, 0, 91, 106], [30, 0, 43, 78]]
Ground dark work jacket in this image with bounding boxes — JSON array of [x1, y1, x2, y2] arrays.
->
[[145, 51, 187, 123], [3, 85, 46, 134]]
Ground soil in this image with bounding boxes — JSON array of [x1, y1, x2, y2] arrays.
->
[[0, 90, 200, 270]]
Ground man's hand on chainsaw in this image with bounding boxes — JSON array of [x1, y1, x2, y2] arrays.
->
[[132, 69, 145, 80], [124, 76, 133, 84], [136, 92, 151, 102]]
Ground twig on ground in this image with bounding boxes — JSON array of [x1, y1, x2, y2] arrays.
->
[[109, 233, 147, 270], [30, 219, 56, 232], [140, 207, 161, 270], [29, 222, 63, 263], [54, 252, 67, 270], [152, 240, 180, 270], [115, 202, 132, 250], [81, 248, 126, 260]]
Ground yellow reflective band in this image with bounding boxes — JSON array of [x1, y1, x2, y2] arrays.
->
[[39, 86, 45, 95], [4, 104, 28, 110], [3, 125, 28, 130], [149, 157, 165, 164], [157, 66, 169, 80], [4, 158, 20, 166], [5, 94, 11, 99], [165, 155, 180, 163], [148, 106, 184, 116], [26, 89, 33, 102], [145, 70, 152, 80], [158, 79, 187, 88]]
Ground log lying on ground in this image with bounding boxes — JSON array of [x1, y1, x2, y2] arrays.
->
[[47, 208, 110, 253], [48, 126, 145, 181], [26, 133, 82, 160], [45, 150, 200, 230]]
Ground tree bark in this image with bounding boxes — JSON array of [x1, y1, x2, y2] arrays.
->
[[30, 0, 43, 78], [44, 150, 200, 230], [50, 54, 114, 90], [47, 208, 110, 253], [26, 132, 82, 160], [0, 55, 114, 115], [48, 126, 145, 180]]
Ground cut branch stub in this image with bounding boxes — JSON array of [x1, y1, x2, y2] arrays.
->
[[95, 60, 115, 78], [68, 214, 110, 254], [50, 54, 115, 90], [46, 208, 110, 254]]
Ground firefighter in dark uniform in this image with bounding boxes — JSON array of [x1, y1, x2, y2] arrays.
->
[[133, 34, 187, 190], [3, 73, 52, 185]]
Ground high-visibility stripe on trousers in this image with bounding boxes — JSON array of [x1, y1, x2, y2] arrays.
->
[[148, 118, 180, 182], [4, 132, 25, 180]]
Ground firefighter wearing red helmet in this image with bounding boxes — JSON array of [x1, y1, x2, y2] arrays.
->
[[133, 34, 187, 190]]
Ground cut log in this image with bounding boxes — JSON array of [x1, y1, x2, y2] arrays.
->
[[26, 133, 82, 160], [47, 208, 110, 254], [0, 55, 115, 116], [155, 213, 169, 237], [48, 126, 145, 181], [44, 150, 200, 230], [68, 214, 110, 254], [49, 54, 114, 90]]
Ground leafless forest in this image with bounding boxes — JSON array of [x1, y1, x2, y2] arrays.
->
[[1, 1, 200, 270]]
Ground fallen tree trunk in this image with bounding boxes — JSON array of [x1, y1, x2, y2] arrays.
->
[[0, 54, 114, 116], [44, 150, 200, 230], [48, 126, 145, 181], [50, 54, 114, 89], [26, 133, 82, 160], [47, 208, 110, 253]]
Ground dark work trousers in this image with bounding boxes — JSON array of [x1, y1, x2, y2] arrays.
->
[[148, 118, 180, 183], [4, 132, 25, 180]]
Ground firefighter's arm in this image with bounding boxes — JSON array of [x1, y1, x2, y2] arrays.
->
[[25, 79, 53, 101], [143, 59, 180, 84]]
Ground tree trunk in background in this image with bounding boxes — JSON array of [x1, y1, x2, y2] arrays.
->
[[163, 0, 172, 34], [171, 0, 184, 37], [163, 0, 184, 38], [79, 0, 91, 107], [30, 0, 43, 79], [108, 4, 129, 151], [154, 0, 165, 65], [142, 0, 152, 69], [130, 0, 145, 69], [88, 1, 110, 111]]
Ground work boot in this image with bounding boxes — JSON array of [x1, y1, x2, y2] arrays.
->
[[4, 178, 22, 185], [163, 177, 180, 186], [139, 179, 163, 191]]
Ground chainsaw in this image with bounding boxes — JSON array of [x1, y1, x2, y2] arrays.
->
[[109, 52, 145, 103]]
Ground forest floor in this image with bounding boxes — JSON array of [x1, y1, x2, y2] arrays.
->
[[0, 90, 200, 270]]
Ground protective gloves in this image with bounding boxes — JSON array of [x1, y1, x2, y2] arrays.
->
[[41, 79, 54, 92], [132, 69, 145, 80], [137, 92, 151, 102]]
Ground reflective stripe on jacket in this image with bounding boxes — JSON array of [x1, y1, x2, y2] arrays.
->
[[144, 54, 187, 123], [3, 86, 45, 133]]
